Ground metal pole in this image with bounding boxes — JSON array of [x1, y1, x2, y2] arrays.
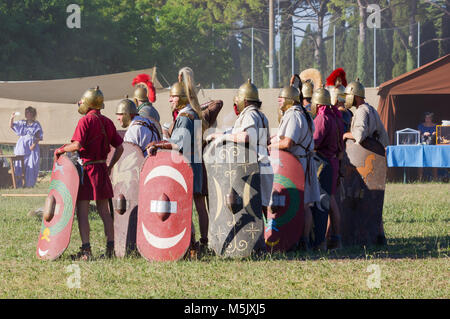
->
[[374, 26, 376, 87], [292, 24, 295, 75], [333, 25, 336, 70], [269, 0, 275, 88], [278, 0, 280, 84], [251, 27, 254, 82], [417, 22, 420, 68]]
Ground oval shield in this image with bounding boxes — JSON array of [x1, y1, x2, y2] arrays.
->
[[137, 150, 193, 261], [265, 150, 305, 252], [204, 141, 264, 258], [339, 138, 387, 246], [110, 142, 145, 257], [36, 155, 79, 260]]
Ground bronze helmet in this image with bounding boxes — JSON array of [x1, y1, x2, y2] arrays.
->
[[78, 86, 104, 115], [330, 85, 346, 106], [344, 79, 365, 109], [169, 81, 189, 110], [311, 86, 331, 116], [116, 98, 138, 128], [278, 85, 300, 114], [301, 80, 314, 99], [134, 86, 149, 102], [235, 79, 260, 114]]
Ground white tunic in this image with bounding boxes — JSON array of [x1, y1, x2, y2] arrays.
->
[[231, 105, 273, 207], [124, 115, 160, 154], [351, 103, 389, 147], [276, 105, 321, 205]]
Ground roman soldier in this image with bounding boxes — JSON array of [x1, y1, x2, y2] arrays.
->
[[208, 79, 273, 216], [132, 73, 160, 123], [342, 79, 389, 246], [342, 79, 389, 148], [115, 97, 161, 156], [146, 68, 210, 255], [54, 86, 124, 260], [268, 81, 320, 250], [299, 68, 322, 117], [311, 86, 344, 250], [326, 67, 347, 91]]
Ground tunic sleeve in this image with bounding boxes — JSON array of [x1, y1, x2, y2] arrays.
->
[[170, 116, 193, 153], [35, 122, 43, 140], [351, 107, 369, 144], [109, 126, 123, 148], [71, 117, 89, 148], [12, 121, 25, 136], [279, 113, 301, 143]]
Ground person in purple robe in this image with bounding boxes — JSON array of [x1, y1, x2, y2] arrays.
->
[[9, 106, 43, 187], [313, 103, 345, 250]]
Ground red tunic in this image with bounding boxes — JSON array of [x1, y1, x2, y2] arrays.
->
[[71, 109, 123, 200], [313, 106, 344, 195]]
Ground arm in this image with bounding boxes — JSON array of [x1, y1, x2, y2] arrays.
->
[[348, 107, 368, 143], [9, 112, 15, 129], [54, 141, 82, 159], [30, 123, 43, 151], [225, 131, 249, 143], [268, 136, 294, 152], [146, 140, 178, 156], [107, 144, 124, 175]]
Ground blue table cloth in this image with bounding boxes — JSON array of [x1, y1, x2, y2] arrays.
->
[[386, 145, 450, 168]]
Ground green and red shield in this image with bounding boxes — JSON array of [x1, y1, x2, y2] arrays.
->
[[264, 150, 305, 252], [36, 155, 79, 260], [136, 150, 193, 261]]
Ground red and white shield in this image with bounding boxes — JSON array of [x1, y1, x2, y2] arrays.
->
[[265, 150, 305, 252], [137, 150, 193, 261], [36, 155, 79, 260]]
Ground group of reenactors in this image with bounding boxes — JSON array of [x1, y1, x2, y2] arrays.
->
[[44, 66, 389, 261]]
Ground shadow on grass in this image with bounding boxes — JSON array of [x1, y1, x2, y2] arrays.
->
[[194, 235, 449, 263]]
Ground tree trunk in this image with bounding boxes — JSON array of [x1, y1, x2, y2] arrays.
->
[[357, 0, 368, 84], [406, 0, 417, 71]]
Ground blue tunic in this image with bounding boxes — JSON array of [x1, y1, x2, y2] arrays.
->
[[169, 105, 203, 194], [12, 120, 43, 187]]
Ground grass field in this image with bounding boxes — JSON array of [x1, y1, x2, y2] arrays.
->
[[0, 176, 448, 299]]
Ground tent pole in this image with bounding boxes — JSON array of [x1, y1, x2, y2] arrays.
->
[[251, 27, 254, 83], [417, 22, 420, 68], [374, 26, 376, 87], [333, 25, 336, 70]]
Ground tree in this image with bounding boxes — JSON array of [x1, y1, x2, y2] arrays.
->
[[297, 24, 316, 71]]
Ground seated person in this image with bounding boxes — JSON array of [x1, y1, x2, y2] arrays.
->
[[418, 112, 438, 180], [418, 112, 437, 145]]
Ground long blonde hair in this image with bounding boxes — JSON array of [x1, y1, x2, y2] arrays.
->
[[178, 67, 207, 132]]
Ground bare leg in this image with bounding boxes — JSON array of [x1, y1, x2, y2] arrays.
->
[[303, 204, 312, 240], [194, 194, 209, 243], [76, 200, 91, 245], [329, 195, 341, 237], [96, 199, 114, 243]]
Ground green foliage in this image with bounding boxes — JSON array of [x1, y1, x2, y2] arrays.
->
[[0, 0, 448, 87], [297, 25, 315, 71]]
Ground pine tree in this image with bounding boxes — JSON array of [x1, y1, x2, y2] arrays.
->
[[297, 24, 316, 72]]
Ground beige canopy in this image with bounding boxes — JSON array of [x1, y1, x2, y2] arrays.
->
[[0, 67, 164, 104], [0, 80, 379, 145]]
